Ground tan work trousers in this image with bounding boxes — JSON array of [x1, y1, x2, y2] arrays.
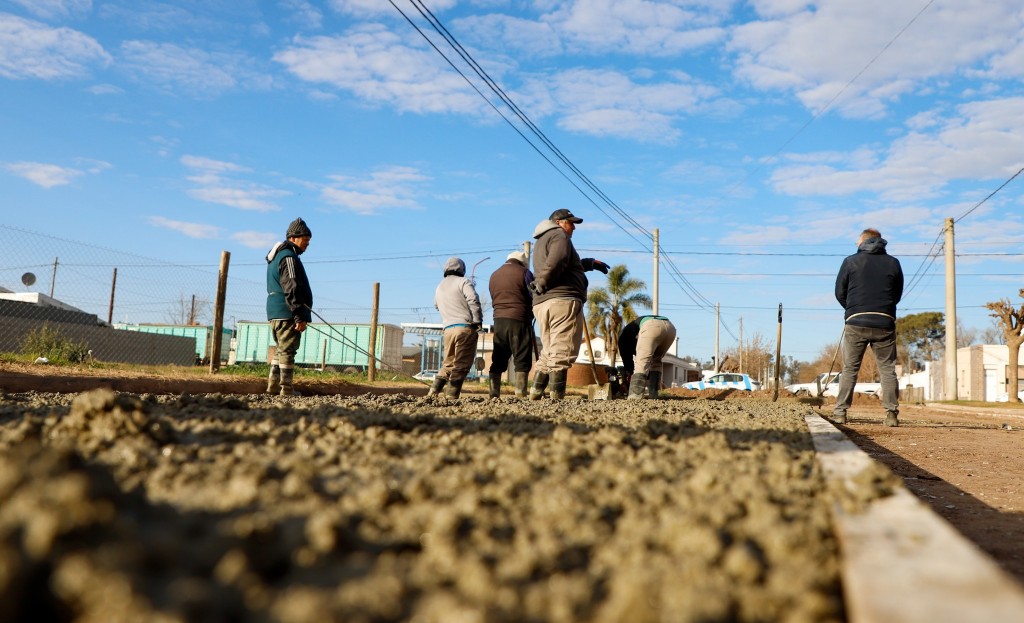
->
[[533, 298, 583, 374], [633, 318, 677, 375], [439, 325, 477, 382]]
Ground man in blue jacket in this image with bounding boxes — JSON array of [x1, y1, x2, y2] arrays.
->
[[834, 228, 904, 426], [266, 218, 313, 396]]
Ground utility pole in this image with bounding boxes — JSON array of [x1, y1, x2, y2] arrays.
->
[[944, 217, 958, 400], [108, 268, 117, 325], [652, 228, 659, 315], [714, 303, 720, 373], [739, 316, 744, 373], [49, 256, 58, 298]]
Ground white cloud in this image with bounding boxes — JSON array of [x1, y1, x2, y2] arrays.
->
[[0, 13, 109, 79], [327, 0, 456, 18], [180, 155, 289, 212], [10, 0, 92, 21], [274, 25, 487, 115], [730, 0, 1024, 118], [520, 68, 721, 142], [770, 97, 1024, 201], [231, 230, 278, 249], [280, 0, 323, 30], [321, 166, 429, 215], [456, 0, 728, 58], [147, 216, 220, 239], [119, 40, 270, 96], [2, 161, 84, 187]]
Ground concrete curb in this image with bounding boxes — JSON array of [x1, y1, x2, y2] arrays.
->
[[805, 413, 1024, 622]]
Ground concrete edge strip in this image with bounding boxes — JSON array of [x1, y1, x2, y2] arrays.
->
[[804, 413, 1024, 622]]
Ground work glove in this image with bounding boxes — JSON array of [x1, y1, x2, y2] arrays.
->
[[583, 258, 609, 274], [469, 323, 481, 332], [528, 281, 544, 296]]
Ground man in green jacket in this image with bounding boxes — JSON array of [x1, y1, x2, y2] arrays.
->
[[265, 218, 313, 396]]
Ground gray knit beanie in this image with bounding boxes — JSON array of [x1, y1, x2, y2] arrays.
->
[[286, 217, 312, 238]]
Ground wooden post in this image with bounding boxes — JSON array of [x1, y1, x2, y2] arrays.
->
[[209, 251, 230, 373], [368, 282, 380, 382], [321, 339, 327, 371], [107, 267, 117, 324]]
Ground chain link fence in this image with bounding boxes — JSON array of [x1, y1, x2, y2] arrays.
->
[[0, 225, 402, 371]]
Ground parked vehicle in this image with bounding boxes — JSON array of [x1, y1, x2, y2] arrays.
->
[[785, 372, 880, 397], [683, 373, 761, 391], [995, 389, 1024, 403]]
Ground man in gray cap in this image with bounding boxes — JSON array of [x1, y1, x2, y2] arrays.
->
[[528, 209, 608, 400], [487, 249, 535, 397], [428, 256, 483, 399], [265, 217, 313, 396]]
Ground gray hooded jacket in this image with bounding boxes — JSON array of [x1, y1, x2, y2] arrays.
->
[[434, 257, 483, 327]]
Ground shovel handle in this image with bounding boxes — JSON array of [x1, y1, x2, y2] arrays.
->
[[582, 320, 600, 385]]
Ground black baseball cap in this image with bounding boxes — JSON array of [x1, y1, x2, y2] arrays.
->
[[550, 208, 583, 223]]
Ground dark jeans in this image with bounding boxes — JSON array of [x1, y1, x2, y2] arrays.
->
[[835, 324, 899, 415], [489, 317, 534, 379]]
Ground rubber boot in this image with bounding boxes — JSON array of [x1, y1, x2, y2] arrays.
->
[[489, 375, 501, 398], [266, 363, 281, 394], [529, 371, 549, 400], [514, 371, 529, 397], [884, 412, 899, 427], [279, 367, 300, 396], [426, 377, 447, 397], [548, 369, 567, 401], [647, 371, 662, 399], [627, 373, 647, 400], [445, 378, 464, 399]]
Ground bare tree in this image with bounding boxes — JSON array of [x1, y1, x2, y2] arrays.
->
[[980, 319, 1007, 345], [956, 318, 977, 348], [984, 288, 1024, 404], [166, 294, 212, 326]]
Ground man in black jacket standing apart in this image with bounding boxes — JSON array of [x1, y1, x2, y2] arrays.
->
[[834, 227, 904, 426], [266, 217, 313, 396]]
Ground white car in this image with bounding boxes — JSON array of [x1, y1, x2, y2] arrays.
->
[[683, 373, 761, 391], [994, 389, 1024, 403]]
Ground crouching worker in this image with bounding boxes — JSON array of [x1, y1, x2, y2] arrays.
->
[[266, 218, 313, 396], [618, 315, 677, 399], [428, 257, 483, 399]]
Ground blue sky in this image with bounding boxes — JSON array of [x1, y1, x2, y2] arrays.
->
[[2, 0, 1023, 365]]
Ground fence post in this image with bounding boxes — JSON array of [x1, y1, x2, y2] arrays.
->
[[368, 282, 379, 382], [209, 251, 230, 373]]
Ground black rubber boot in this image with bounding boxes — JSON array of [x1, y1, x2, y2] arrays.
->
[[549, 370, 567, 401], [647, 371, 662, 399], [529, 371, 549, 400], [445, 378, 465, 399], [514, 371, 529, 397], [627, 373, 647, 400], [426, 377, 447, 396], [489, 375, 501, 398], [266, 363, 281, 394]]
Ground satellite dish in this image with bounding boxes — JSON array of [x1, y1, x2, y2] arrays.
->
[[21, 272, 36, 287]]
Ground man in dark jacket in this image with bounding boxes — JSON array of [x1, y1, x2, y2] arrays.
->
[[488, 250, 535, 398], [834, 228, 904, 426], [528, 208, 608, 400], [618, 315, 677, 399], [266, 217, 313, 396]]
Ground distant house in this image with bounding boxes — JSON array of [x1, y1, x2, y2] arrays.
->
[[953, 344, 1024, 401]]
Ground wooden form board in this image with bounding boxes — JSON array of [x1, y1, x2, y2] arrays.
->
[[805, 414, 1024, 622]]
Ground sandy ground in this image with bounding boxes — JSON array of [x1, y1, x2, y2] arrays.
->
[[1, 363, 1022, 621]]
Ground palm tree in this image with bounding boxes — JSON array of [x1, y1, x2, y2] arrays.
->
[[586, 264, 652, 368]]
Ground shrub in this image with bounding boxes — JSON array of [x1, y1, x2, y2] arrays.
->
[[19, 325, 91, 364]]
